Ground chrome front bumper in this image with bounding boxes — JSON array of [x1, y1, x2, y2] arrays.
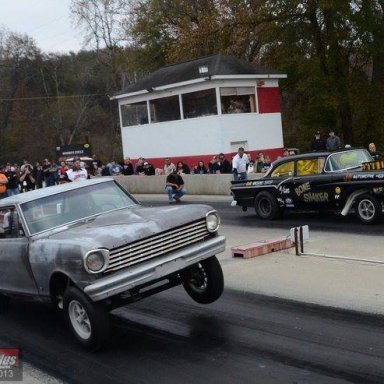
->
[[84, 235, 226, 301]]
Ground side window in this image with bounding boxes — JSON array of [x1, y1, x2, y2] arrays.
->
[[297, 158, 325, 176], [270, 161, 294, 178], [0, 207, 25, 238]]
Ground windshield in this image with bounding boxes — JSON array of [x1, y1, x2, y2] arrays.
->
[[324, 149, 373, 172], [21, 181, 137, 235]]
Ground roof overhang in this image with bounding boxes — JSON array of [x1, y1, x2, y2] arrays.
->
[[110, 73, 287, 101]]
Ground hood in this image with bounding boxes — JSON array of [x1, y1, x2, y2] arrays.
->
[[47, 204, 213, 250]]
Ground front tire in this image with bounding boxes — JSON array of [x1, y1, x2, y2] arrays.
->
[[63, 287, 109, 351], [182, 256, 224, 304], [355, 194, 383, 224], [254, 191, 281, 220]]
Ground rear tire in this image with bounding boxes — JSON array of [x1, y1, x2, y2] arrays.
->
[[254, 191, 281, 220], [63, 287, 109, 351], [182, 256, 224, 304], [355, 194, 382, 224]]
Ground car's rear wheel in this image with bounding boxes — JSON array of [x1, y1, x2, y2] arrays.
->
[[355, 194, 383, 224], [182, 256, 224, 304], [254, 191, 281, 220], [63, 287, 109, 351]]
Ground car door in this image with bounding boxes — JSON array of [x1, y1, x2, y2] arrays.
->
[[292, 157, 332, 209], [0, 206, 38, 295]]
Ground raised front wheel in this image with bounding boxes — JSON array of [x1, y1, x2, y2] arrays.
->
[[182, 256, 224, 304], [63, 287, 109, 351]]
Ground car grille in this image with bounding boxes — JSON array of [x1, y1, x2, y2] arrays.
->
[[104, 218, 211, 273]]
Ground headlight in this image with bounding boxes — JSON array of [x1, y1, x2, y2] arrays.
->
[[83, 249, 109, 274], [206, 211, 220, 232]]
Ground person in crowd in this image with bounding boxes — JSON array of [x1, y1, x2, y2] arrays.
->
[[5, 164, 19, 196], [32, 162, 44, 188], [256, 153, 265, 173], [262, 155, 272, 172], [109, 160, 123, 176], [227, 98, 245, 113], [176, 161, 190, 175], [65, 157, 88, 182], [134, 157, 146, 175], [217, 153, 232, 174], [326, 130, 341, 151], [19, 164, 36, 192], [208, 156, 220, 174], [58, 161, 69, 184], [89, 162, 102, 177], [193, 161, 208, 174], [311, 131, 326, 151], [247, 160, 256, 174], [143, 161, 155, 176], [0, 165, 8, 199], [163, 158, 176, 176], [101, 164, 110, 176], [368, 142, 382, 160], [122, 157, 134, 175], [232, 147, 249, 181], [282, 148, 290, 157], [165, 169, 186, 203]]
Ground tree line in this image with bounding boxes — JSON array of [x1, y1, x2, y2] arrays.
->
[[1, 0, 383, 164]]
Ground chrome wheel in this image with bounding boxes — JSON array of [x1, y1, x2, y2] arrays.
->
[[68, 300, 91, 340]]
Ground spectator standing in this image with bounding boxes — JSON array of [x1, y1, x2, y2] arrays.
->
[[58, 161, 69, 184], [163, 158, 176, 176], [217, 153, 232, 174], [208, 156, 220, 174], [19, 164, 36, 192], [109, 160, 123, 176], [165, 170, 186, 203], [176, 161, 190, 175], [256, 153, 265, 173], [5, 165, 19, 196], [32, 162, 44, 188], [143, 162, 155, 176], [247, 160, 256, 174], [135, 157, 146, 175], [0, 166, 8, 199], [65, 158, 88, 182], [326, 131, 341, 151], [232, 147, 249, 181], [193, 161, 208, 174], [122, 157, 134, 175], [311, 131, 326, 151], [368, 143, 382, 160], [263, 155, 272, 172]]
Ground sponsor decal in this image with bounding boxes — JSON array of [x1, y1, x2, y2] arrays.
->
[[264, 180, 274, 185], [0, 349, 22, 381], [285, 198, 293, 204], [335, 194, 340, 200], [335, 186, 341, 194], [373, 187, 384, 194], [279, 186, 290, 194], [375, 173, 384, 179], [352, 174, 375, 180], [303, 192, 329, 203], [253, 181, 264, 186], [295, 182, 310, 197], [246, 181, 253, 186]]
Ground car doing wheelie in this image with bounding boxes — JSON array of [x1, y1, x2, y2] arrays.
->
[[0, 178, 225, 350], [231, 148, 384, 224]]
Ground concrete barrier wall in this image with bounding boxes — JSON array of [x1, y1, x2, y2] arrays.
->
[[115, 174, 234, 195]]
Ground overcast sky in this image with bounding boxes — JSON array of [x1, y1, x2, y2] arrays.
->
[[0, 0, 83, 54]]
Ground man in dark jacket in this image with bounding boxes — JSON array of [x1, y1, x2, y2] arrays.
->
[[311, 131, 326, 151], [165, 170, 186, 203]]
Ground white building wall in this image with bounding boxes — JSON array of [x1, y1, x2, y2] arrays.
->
[[121, 112, 283, 158]]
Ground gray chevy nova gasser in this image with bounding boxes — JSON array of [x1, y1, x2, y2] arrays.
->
[[0, 178, 225, 350], [231, 148, 384, 224]]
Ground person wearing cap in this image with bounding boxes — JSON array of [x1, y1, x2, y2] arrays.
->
[[65, 157, 88, 182], [326, 130, 341, 151], [311, 131, 326, 151]]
